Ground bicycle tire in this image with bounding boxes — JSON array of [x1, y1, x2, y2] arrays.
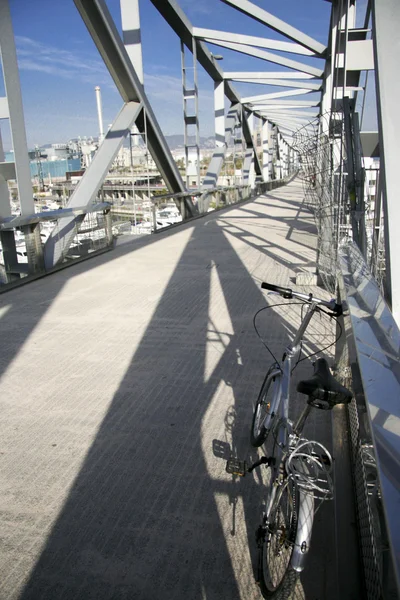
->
[[258, 478, 299, 599], [251, 366, 278, 447]]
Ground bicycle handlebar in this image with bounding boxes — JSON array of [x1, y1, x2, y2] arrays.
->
[[261, 282, 293, 297], [261, 281, 343, 316]]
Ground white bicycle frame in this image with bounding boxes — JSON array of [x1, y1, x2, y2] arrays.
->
[[261, 300, 323, 572]]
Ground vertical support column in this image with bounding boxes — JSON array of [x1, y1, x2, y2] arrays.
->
[[282, 140, 288, 178], [120, 0, 143, 84], [193, 41, 200, 189], [245, 111, 255, 188], [371, 0, 400, 322], [181, 40, 200, 189], [0, 131, 18, 283], [214, 80, 225, 148], [276, 133, 282, 180], [104, 209, 113, 246], [22, 223, 44, 274], [262, 118, 270, 182], [270, 124, 276, 180], [0, 128, 10, 219], [0, 0, 33, 216]]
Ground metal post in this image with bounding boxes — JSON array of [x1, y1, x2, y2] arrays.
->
[[120, 0, 144, 84], [245, 111, 255, 188], [371, 0, 400, 322], [104, 209, 113, 246], [214, 80, 225, 149], [262, 118, 270, 182], [95, 86, 105, 144], [0, 0, 34, 216], [22, 223, 44, 274], [0, 128, 11, 219]]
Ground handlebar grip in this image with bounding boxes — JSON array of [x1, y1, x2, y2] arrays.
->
[[261, 282, 293, 298]]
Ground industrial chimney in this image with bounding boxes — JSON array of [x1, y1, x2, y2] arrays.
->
[[95, 86, 104, 144]]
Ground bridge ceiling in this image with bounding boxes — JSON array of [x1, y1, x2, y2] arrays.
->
[[150, 0, 331, 141]]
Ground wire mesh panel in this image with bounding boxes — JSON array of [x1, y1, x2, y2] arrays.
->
[[293, 115, 345, 294], [347, 398, 384, 600]]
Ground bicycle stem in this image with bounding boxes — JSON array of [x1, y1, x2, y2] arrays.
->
[[287, 302, 319, 355]]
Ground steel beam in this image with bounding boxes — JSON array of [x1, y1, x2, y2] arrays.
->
[[257, 109, 318, 117], [225, 77, 322, 90], [0, 0, 34, 216], [224, 71, 316, 80], [242, 89, 315, 103], [0, 129, 10, 220], [242, 110, 262, 178], [250, 100, 320, 108], [193, 27, 316, 56], [214, 80, 225, 147], [149, 0, 241, 105], [221, 0, 326, 55], [44, 101, 142, 269], [120, 0, 144, 84], [262, 119, 271, 181], [371, 0, 400, 323], [203, 39, 324, 77], [0, 97, 9, 120], [74, 0, 185, 195], [202, 103, 241, 189]]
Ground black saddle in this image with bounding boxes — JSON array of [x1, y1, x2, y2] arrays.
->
[[297, 358, 353, 409]]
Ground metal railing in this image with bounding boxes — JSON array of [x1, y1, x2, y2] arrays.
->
[[0, 202, 113, 290], [149, 175, 296, 233], [336, 241, 400, 599]]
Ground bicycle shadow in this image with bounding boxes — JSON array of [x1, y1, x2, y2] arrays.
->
[[0, 177, 338, 600]]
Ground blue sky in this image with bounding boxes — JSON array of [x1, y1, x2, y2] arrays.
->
[[1, 0, 372, 149]]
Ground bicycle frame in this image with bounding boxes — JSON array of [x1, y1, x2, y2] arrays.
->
[[263, 301, 321, 572]]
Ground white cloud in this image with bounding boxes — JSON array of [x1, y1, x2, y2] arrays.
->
[[15, 36, 112, 87]]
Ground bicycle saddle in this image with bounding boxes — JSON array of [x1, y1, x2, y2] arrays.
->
[[297, 358, 353, 408]]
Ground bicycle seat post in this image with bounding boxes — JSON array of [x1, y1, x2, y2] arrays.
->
[[292, 404, 313, 436]]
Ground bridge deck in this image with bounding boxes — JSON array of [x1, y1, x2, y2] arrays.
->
[[0, 178, 339, 599]]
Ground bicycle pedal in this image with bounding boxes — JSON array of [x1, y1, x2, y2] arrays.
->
[[226, 458, 247, 476]]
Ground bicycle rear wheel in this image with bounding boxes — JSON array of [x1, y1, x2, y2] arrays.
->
[[258, 478, 299, 599], [251, 365, 279, 447]]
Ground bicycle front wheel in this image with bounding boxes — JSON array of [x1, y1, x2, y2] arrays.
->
[[251, 365, 279, 447], [259, 479, 299, 599]]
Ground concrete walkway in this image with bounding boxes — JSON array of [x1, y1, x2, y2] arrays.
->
[[0, 178, 338, 600]]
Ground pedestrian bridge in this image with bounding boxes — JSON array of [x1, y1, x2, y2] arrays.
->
[[0, 0, 399, 598], [0, 178, 349, 599]]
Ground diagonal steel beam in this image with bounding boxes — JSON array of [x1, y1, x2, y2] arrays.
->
[[242, 109, 262, 177], [242, 89, 315, 103], [221, 0, 326, 55], [193, 27, 316, 56], [225, 77, 322, 90], [262, 109, 318, 118], [250, 100, 320, 107], [44, 101, 142, 269], [202, 103, 241, 189], [224, 71, 317, 80], [203, 39, 323, 77], [150, 0, 240, 105], [74, 0, 185, 196]]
